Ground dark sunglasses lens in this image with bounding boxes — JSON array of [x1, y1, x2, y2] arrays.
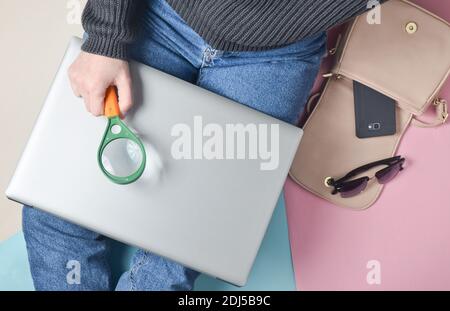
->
[[376, 162, 402, 184], [339, 178, 369, 198]]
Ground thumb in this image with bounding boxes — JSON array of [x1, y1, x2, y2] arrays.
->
[[115, 74, 133, 117]]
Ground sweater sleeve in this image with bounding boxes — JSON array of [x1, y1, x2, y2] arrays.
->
[[81, 0, 140, 60]]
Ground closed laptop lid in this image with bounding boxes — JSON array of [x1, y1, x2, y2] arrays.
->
[[6, 37, 302, 286]]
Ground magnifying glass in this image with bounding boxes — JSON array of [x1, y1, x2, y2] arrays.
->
[[97, 86, 146, 185]]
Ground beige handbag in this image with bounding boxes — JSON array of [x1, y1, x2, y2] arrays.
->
[[289, 0, 450, 210]]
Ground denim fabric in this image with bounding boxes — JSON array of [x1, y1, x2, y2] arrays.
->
[[22, 0, 326, 291], [133, 0, 327, 124]]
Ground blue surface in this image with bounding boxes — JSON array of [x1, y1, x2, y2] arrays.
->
[[195, 195, 296, 291], [0, 195, 295, 291], [0, 233, 34, 291]]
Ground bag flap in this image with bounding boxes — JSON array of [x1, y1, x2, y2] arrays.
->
[[290, 77, 412, 210], [334, 0, 450, 115]]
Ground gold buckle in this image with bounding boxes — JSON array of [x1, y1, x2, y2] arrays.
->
[[406, 22, 418, 34], [324, 177, 334, 188], [442, 105, 448, 123], [435, 98, 448, 123]]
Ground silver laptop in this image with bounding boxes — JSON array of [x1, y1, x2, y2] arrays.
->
[[6, 37, 302, 286]]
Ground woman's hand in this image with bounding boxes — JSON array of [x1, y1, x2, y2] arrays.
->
[[68, 51, 133, 117]]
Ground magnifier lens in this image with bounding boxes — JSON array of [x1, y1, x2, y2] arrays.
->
[[101, 138, 144, 178]]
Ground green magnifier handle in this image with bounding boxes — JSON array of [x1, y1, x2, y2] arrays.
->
[[97, 86, 147, 185]]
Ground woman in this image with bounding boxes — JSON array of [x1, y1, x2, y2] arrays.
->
[[23, 0, 384, 290]]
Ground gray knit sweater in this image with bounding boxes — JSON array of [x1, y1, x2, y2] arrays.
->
[[82, 0, 382, 59]]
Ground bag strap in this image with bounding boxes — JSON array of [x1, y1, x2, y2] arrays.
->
[[305, 92, 322, 117], [303, 35, 344, 119], [305, 91, 448, 129], [411, 98, 448, 128]]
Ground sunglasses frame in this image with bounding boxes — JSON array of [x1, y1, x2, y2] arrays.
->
[[325, 156, 406, 196]]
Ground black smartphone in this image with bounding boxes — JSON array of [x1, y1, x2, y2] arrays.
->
[[353, 81, 397, 139]]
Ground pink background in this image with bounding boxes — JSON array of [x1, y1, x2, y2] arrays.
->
[[285, 0, 450, 291]]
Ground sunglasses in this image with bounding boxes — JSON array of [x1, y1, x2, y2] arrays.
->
[[324, 156, 405, 198]]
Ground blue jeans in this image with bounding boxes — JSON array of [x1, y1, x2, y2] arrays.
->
[[23, 0, 326, 291]]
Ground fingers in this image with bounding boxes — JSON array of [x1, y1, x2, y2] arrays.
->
[[69, 82, 82, 98], [68, 52, 133, 118], [115, 71, 133, 117], [69, 65, 106, 116], [70, 75, 107, 116], [87, 88, 107, 117], [68, 65, 82, 98]]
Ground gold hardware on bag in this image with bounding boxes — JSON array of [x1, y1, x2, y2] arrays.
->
[[328, 34, 343, 56], [411, 98, 448, 128], [406, 22, 418, 34], [434, 98, 447, 106], [322, 73, 343, 80], [324, 177, 334, 188], [435, 98, 449, 123]]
